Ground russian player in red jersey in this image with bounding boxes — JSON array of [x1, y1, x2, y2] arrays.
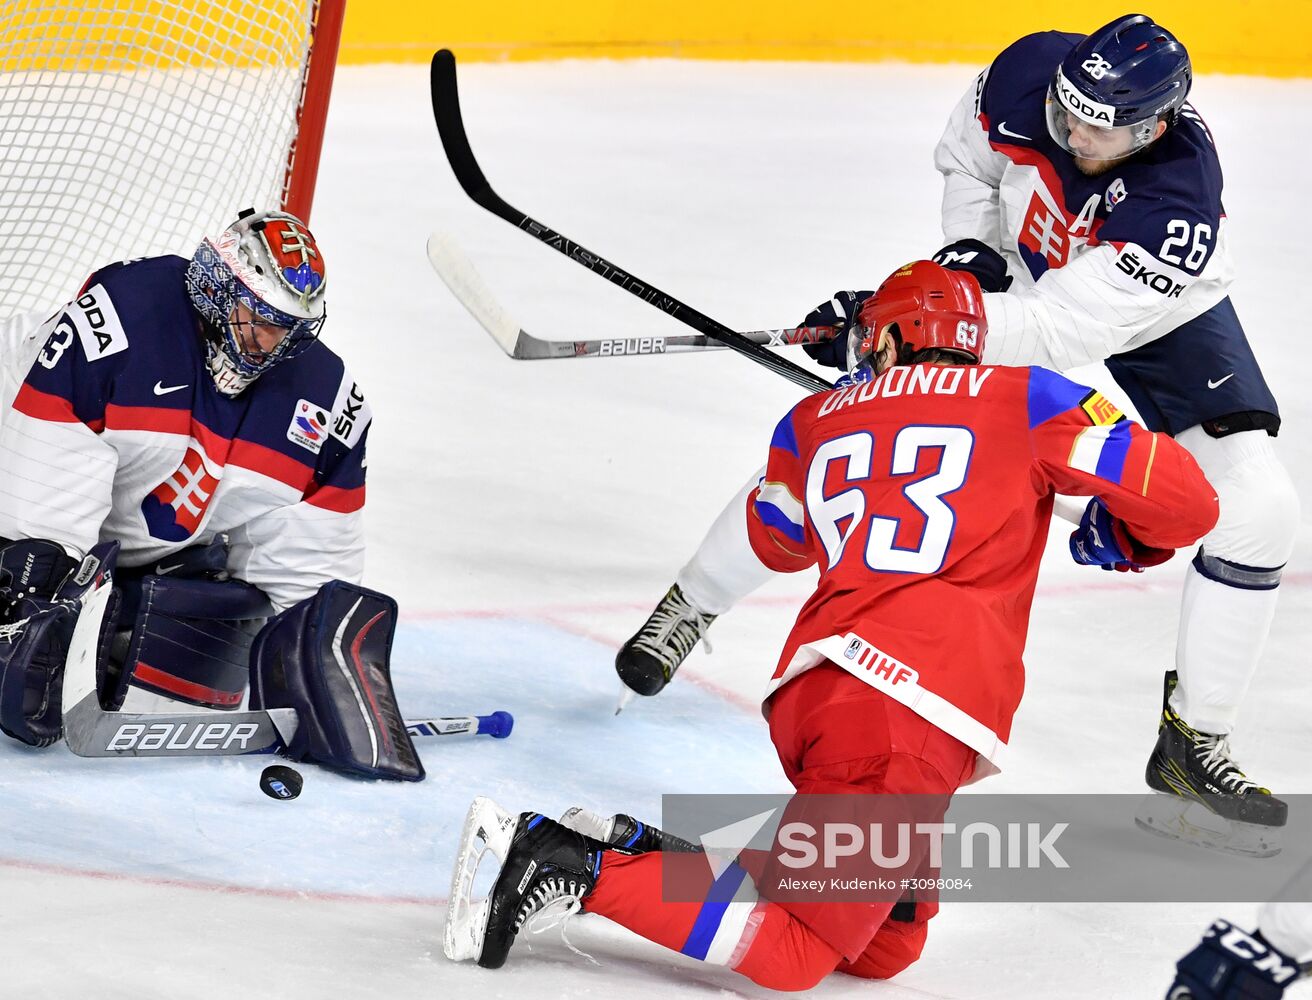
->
[[444, 261, 1219, 987]]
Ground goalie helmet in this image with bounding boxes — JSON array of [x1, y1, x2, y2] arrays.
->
[[1045, 15, 1192, 162], [185, 208, 328, 396], [846, 261, 986, 377]]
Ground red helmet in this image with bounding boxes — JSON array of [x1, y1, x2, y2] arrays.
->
[[847, 260, 987, 375]]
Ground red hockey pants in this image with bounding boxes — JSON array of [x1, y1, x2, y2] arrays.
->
[[582, 665, 978, 991]]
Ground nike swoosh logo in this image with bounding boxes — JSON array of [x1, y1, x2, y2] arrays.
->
[[156, 563, 185, 575], [997, 121, 1032, 141], [153, 381, 189, 396], [1207, 373, 1235, 389]]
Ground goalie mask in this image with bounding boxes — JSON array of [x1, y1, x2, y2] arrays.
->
[[185, 208, 328, 396], [846, 261, 986, 378]]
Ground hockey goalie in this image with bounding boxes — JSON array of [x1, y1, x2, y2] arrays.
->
[[0, 209, 421, 780]]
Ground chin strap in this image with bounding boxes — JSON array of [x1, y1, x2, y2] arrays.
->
[[203, 337, 255, 396]]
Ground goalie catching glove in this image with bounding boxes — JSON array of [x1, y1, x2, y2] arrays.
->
[[0, 539, 119, 747]]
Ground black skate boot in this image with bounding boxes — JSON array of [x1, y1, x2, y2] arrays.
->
[[1145, 671, 1287, 828], [445, 798, 612, 970], [559, 806, 699, 853], [615, 583, 716, 696]]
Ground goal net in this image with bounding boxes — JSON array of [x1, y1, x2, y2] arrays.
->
[[0, 0, 345, 317]]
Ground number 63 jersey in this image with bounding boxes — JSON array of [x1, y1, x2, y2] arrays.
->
[[746, 363, 1218, 778]]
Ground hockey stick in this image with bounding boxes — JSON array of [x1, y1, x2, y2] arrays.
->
[[429, 49, 834, 395], [61, 580, 293, 758], [407, 711, 513, 740], [60, 577, 514, 758], [427, 230, 836, 360]]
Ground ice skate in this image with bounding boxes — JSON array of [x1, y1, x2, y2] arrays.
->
[[615, 583, 715, 698], [1139, 672, 1286, 855], [559, 806, 699, 853], [1134, 795, 1283, 859], [444, 797, 606, 969]]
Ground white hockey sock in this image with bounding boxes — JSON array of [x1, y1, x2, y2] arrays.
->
[[1258, 898, 1312, 964], [1171, 561, 1281, 735], [675, 467, 775, 616]]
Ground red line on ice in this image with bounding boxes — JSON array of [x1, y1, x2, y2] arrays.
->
[[0, 854, 445, 907]]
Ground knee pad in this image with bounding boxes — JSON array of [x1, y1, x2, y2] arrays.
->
[[1177, 427, 1299, 572], [733, 905, 844, 992], [112, 575, 272, 710], [838, 898, 937, 980]]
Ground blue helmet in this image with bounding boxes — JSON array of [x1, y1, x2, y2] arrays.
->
[[1046, 14, 1192, 160]]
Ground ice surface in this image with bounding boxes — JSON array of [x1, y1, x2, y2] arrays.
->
[[3, 60, 1310, 998]]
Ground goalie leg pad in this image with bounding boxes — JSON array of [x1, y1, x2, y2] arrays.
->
[[115, 576, 272, 711], [250, 580, 423, 781]]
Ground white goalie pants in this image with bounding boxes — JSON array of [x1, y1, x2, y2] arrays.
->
[[675, 427, 1298, 737]]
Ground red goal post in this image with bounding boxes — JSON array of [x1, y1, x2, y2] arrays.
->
[[0, 0, 347, 317]]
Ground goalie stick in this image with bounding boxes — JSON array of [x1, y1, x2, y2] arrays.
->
[[427, 230, 836, 360], [429, 49, 834, 395], [59, 574, 513, 759]]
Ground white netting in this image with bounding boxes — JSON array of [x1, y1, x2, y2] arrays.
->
[[0, 0, 323, 317]]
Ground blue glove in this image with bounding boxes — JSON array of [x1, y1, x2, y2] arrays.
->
[[832, 366, 874, 389], [933, 238, 1013, 293], [1167, 920, 1302, 999], [1068, 498, 1173, 573], [799, 290, 874, 369]]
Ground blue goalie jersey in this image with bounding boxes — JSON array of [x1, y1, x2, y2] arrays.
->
[[0, 255, 371, 612]]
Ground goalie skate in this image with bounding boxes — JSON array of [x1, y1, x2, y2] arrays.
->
[[1134, 793, 1283, 859], [443, 796, 518, 962]]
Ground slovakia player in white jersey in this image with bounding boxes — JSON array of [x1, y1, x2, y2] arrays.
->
[[615, 15, 1297, 839], [0, 209, 421, 780]]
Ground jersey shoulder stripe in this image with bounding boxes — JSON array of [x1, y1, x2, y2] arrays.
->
[[754, 481, 805, 544], [1026, 366, 1090, 428], [769, 405, 802, 458], [304, 482, 366, 514], [13, 383, 79, 423]]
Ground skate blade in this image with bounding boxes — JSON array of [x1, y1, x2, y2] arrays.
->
[[1134, 793, 1283, 859], [559, 806, 616, 842], [444, 796, 518, 962], [614, 683, 635, 716]]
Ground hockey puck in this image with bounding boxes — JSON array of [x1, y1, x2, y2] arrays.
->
[[260, 764, 303, 801]]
